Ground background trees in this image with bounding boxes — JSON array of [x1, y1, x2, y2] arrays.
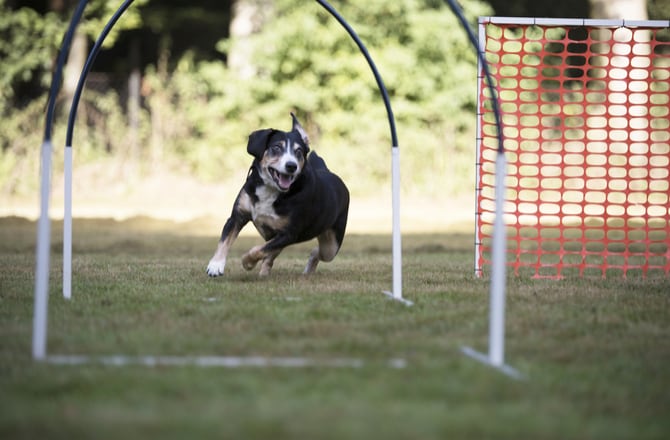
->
[[0, 0, 665, 201]]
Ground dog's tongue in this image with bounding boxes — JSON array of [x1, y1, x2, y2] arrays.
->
[[278, 173, 292, 190]]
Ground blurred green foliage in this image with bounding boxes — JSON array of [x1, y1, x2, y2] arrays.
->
[[0, 0, 145, 109], [0, 0, 63, 107], [156, 0, 491, 195], [1, 0, 490, 198]]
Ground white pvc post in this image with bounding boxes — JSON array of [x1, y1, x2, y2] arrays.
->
[[461, 152, 520, 379], [488, 153, 507, 366], [383, 146, 413, 306], [391, 146, 402, 299], [33, 140, 53, 360], [63, 146, 73, 299], [474, 18, 486, 279]]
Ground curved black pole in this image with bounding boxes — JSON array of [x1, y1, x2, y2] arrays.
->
[[66, 0, 135, 146], [63, 0, 397, 150], [445, 1, 518, 377], [314, 0, 407, 302], [44, 0, 89, 141], [58, 0, 404, 299], [443, 0, 504, 153], [314, 0, 398, 148]]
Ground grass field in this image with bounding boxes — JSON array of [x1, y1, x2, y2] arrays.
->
[[1, 216, 669, 439]]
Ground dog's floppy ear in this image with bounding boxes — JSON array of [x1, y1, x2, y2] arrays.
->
[[291, 113, 310, 151], [247, 128, 274, 159]]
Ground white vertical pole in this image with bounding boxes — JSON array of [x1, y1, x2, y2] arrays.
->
[[63, 146, 73, 300], [33, 140, 53, 360], [474, 18, 486, 278], [488, 153, 508, 366], [383, 146, 412, 306], [391, 146, 402, 300]]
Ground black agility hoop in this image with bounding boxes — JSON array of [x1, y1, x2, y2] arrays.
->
[[62, 0, 136, 300], [314, 0, 398, 148], [34, 0, 89, 360], [442, 0, 504, 154], [36, 0, 409, 364], [66, 0, 136, 147], [34, 0, 516, 376], [441, 0, 520, 378], [44, 0, 89, 142]]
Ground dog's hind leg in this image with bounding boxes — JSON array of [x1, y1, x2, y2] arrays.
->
[[241, 244, 264, 271], [303, 229, 341, 274], [242, 231, 298, 275], [304, 247, 320, 274], [259, 250, 282, 276], [304, 204, 348, 275], [242, 245, 283, 276]]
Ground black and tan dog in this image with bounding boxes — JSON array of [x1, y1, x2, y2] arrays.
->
[[206, 114, 349, 277]]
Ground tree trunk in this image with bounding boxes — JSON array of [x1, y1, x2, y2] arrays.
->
[[63, 29, 87, 110], [228, 0, 274, 79], [589, 0, 648, 20], [128, 36, 141, 163], [589, 0, 650, 194], [50, 0, 87, 115]]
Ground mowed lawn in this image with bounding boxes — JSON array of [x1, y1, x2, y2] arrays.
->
[[1, 216, 669, 439]]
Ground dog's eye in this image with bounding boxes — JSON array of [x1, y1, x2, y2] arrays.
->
[[294, 149, 304, 160], [270, 144, 282, 154]]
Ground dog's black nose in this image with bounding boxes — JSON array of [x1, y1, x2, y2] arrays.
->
[[285, 161, 297, 173]]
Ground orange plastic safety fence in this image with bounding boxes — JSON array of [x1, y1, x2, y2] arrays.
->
[[476, 21, 670, 278]]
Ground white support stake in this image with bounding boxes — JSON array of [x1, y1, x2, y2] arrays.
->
[[63, 146, 73, 300], [33, 140, 53, 360], [43, 354, 408, 369], [383, 146, 413, 306], [391, 146, 402, 299], [461, 346, 522, 380]]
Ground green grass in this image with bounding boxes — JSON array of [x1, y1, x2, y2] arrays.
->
[[1, 216, 669, 439]]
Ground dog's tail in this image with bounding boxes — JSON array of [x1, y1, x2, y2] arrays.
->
[[307, 151, 329, 171]]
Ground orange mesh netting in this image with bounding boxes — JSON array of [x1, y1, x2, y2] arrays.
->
[[476, 20, 670, 278]]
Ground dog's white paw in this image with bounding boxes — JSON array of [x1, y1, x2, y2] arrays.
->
[[206, 259, 226, 277]]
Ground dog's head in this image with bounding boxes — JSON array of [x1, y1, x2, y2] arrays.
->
[[247, 113, 311, 192]]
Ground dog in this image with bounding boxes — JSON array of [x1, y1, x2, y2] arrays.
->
[[206, 114, 349, 277]]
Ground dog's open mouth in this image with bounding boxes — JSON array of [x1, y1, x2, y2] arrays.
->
[[269, 167, 296, 191]]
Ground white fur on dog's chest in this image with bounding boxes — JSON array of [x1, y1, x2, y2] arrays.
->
[[251, 186, 287, 235], [252, 186, 278, 219]]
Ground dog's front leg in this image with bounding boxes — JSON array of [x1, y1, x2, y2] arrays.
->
[[207, 211, 249, 277], [207, 239, 234, 277], [207, 222, 241, 276]]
